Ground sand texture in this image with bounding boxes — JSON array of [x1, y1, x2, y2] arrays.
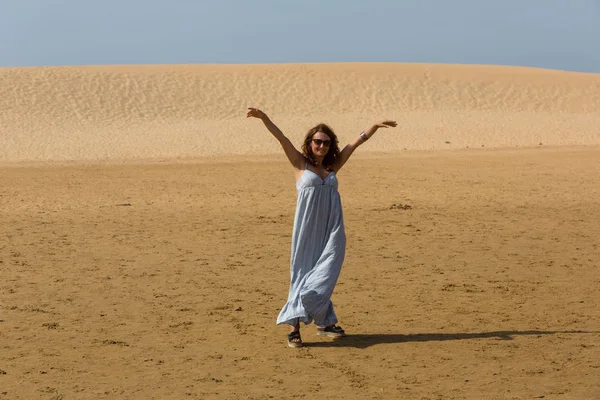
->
[[1, 63, 600, 163], [1, 63, 600, 399]]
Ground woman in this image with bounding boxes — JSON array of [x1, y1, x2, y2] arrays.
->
[[246, 107, 397, 348]]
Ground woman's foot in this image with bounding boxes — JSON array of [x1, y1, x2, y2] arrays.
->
[[287, 330, 303, 348], [287, 319, 302, 348], [316, 325, 346, 338]]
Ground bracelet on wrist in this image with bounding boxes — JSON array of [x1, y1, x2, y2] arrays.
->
[[360, 132, 369, 142]]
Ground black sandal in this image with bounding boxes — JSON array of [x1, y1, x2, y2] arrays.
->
[[287, 331, 303, 348], [316, 325, 346, 338]]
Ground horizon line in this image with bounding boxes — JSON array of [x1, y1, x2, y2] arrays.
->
[[2, 61, 599, 75]]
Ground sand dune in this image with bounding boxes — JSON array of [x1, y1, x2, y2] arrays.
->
[[1, 63, 599, 163]]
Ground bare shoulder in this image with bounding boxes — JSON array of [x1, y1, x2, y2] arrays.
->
[[293, 157, 308, 181], [279, 137, 305, 170], [333, 143, 358, 173]]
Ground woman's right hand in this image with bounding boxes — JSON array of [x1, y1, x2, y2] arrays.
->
[[246, 107, 267, 120]]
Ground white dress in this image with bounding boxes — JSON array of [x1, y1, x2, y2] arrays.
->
[[276, 166, 346, 327]]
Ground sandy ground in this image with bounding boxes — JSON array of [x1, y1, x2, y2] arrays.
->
[[1, 63, 600, 399], [1, 148, 599, 399]]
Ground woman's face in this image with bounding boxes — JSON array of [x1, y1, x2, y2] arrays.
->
[[310, 131, 331, 159]]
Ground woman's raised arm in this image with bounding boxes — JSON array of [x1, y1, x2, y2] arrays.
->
[[334, 120, 397, 172], [247, 108, 304, 170]]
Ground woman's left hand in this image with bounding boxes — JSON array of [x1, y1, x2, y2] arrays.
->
[[375, 120, 397, 128]]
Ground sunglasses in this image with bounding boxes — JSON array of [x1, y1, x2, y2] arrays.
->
[[312, 139, 331, 147]]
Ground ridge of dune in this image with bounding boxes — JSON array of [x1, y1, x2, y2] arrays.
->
[[1, 63, 599, 163]]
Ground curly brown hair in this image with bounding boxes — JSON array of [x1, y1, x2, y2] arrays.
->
[[301, 123, 341, 171]]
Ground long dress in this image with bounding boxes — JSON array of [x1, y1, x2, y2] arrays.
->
[[276, 166, 346, 327]]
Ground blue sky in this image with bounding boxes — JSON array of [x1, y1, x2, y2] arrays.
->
[[2, 0, 599, 72]]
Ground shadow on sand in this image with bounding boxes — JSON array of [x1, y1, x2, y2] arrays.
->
[[305, 330, 597, 349]]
